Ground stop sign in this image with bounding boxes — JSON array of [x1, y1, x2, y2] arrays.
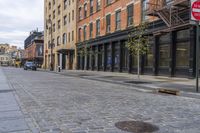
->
[[192, 0, 200, 21]]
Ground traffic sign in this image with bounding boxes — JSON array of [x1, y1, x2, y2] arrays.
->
[[191, 0, 200, 21]]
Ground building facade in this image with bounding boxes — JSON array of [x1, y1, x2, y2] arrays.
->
[[76, 0, 196, 77], [24, 31, 44, 67], [0, 54, 11, 66], [44, 0, 77, 71]]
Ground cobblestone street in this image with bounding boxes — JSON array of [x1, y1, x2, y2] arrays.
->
[[2, 67, 200, 133]]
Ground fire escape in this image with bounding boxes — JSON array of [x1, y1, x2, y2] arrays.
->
[[147, 0, 190, 33]]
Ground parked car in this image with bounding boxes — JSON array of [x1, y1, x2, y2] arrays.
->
[[24, 61, 37, 71]]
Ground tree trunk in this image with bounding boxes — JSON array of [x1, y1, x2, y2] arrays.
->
[[137, 49, 140, 79]]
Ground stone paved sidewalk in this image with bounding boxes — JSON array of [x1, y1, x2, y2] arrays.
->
[[0, 67, 32, 133]]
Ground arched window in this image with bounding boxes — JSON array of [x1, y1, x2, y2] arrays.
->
[[57, 36, 61, 46], [63, 33, 67, 45]]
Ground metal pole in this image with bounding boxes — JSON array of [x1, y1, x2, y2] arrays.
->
[[196, 21, 199, 92]]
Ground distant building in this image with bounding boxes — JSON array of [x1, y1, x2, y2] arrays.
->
[[24, 30, 44, 67], [0, 54, 11, 66], [0, 44, 9, 54]]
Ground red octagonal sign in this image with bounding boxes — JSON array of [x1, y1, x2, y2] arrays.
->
[[192, 0, 200, 21]]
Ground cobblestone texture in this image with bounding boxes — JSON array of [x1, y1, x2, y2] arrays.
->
[[2, 67, 200, 133]]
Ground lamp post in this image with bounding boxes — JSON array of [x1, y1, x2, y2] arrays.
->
[[46, 19, 54, 71]]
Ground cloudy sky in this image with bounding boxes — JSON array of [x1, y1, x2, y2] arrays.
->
[[0, 0, 44, 49]]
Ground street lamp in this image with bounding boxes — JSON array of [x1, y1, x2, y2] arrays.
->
[[46, 19, 54, 71]]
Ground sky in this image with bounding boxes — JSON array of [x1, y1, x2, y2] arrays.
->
[[0, 0, 44, 49]]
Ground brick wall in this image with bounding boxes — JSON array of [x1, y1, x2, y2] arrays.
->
[[77, 0, 143, 43]]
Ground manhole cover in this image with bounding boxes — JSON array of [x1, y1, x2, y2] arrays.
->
[[115, 121, 159, 133], [125, 81, 151, 84]]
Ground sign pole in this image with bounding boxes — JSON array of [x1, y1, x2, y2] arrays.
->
[[196, 21, 199, 92]]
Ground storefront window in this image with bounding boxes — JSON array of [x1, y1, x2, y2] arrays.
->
[[121, 43, 128, 68], [159, 44, 169, 67], [176, 42, 189, 67], [114, 44, 120, 67], [145, 47, 153, 67], [106, 44, 111, 67], [132, 54, 138, 67]]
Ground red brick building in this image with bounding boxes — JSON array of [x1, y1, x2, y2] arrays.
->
[[24, 31, 44, 67], [77, 0, 146, 71], [77, 0, 194, 77]]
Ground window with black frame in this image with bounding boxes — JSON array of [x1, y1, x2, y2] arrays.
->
[[106, 14, 111, 33], [84, 4, 87, 18], [115, 10, 121, 30], [127, 4, 133, 27], [96, 19, 100, 36], [78, 28, 81, 42], [83, 25, 87, 41], [89, 23, 93, 38], [142, 0, 149, 21], [96, 0, 101, 11], [90, 0, 94, 15]]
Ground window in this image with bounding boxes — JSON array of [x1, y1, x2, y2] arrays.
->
[[48, 2, 51, 10], [72, 31, 74, 41], [106, 14, 111, 33], [89, 23, 93, 38], [64, 15, 67, 25], [68, 32, 70, 42], [96, 19, 100, 36], [72, 10, 74, 21], [69, 13, 70, 23], [58, 20, 61, 29], [79, 7, 82, 20], [53, 10, 55, 19], [49, 15, 51, 20], [127, 4, 133, 26], [64, 0, 67, 9], [58, 5, 61, 15], [69, 0, 71, 5], [52, 39, 55, 47], [63, 33, 67, 45], [84, 25, 87, 41], [176, 29, 190, 67], [106, 0, 112, 5], [96, 0, 101, 11], [84, 4, 87, 18], [90, 0, 93, 15], [115, 10, 121, 30], [142, 0, 149, 21], [53, 0, 55, 5], [53, 24, 55, 32], [78, 28, 81, 42], [57, 36, 61, 46]]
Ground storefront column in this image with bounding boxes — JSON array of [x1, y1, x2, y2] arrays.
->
[[103, 44, 106, 71], [170, 31, 176, 76], [153, 36, 159, 76], [97, 45, 100, 71], [190, 26, 196, 77], [118, 41, 122, 72], [110, 42, 114, 72]]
